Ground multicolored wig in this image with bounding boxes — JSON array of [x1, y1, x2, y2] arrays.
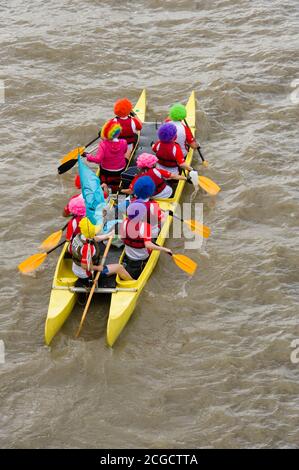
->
[[158, 122, 177, 142], [101, 119, 122, 140], [114, 98, 133, 118], [169, 103, 187, 121], [137, 153, 158, 169]]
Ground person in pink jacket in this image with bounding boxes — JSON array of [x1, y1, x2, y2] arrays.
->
[[84, 119, 130, 192]]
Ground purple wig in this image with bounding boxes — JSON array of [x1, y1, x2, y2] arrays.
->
[[158, 122, 177, 143]]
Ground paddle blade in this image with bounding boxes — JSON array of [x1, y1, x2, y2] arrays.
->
[[18, 253, 47, 274], [172, 254, 197, 276], [40, 230, 63, 251], [202, 160, 209, 168], [185, 220, 211, 239], [198, 176, 221, 196], [60, 146, 85, 165], [58, 158, 78, 174]]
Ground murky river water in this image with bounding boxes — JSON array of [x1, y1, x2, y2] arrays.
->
[[1, 0, 299, 449]]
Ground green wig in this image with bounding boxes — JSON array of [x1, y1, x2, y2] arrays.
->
[[169, 103, 187, 121]]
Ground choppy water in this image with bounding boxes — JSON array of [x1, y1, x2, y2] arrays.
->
[[1, 0, 299, 449]]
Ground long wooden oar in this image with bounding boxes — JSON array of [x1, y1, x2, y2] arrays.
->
[[58, 134, 100, 174], [40, 221, 69, 251], [198, 175, 221, 196], [18, 240, 66, 274], [167, 210, 211, 239], [75, 236, 113, 338], [169, 252, 197, 276]]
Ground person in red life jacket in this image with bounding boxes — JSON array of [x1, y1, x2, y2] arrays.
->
[[62, 174, 82, 217], [166, 103, 200, 158], [152, 122, 194, 175], [66, 194, 86, 247], [112, 98, 143, 151], [71, 217, 132, 287], [120, 201, 172, 280], [62, 175, 110, 245], [132, 176, 163, 238], [84, 120, 130, 193], [122, 153, 189, 199]]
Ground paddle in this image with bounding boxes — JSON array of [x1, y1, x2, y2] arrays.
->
[[167, 210, 211, 238], [186, 172, 220, 196], [183, 118, 208, 167], [198, 175, 221, 196], [153, 242, 197, 275], [58, 158, 79, 175], [58, 134, 100, 174], [18, 240, 66, 274], [168, 252, 197, 276], [60, 135, 100, 164], [40, 221, 69, 251], [75, 236, 113, 338], [197, 146, 208, 168]]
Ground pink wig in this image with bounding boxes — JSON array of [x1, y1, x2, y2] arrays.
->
[[137, 153, 158, 169], [68, 194, 86, 216]]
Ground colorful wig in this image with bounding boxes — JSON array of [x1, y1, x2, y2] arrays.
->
[[79, 217, 96, 238], [114, 98, 133, 118], [68, 194, 86, 217], [137, 153, 158, 169], [169, 103, 187, 121], [127, 202, 147, 221], [101, 120, 122, 140], [158, 122, 177, 142], [133, 175, 155, 199]]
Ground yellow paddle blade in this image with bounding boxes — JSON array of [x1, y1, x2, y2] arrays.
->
[[60, 146, 85, 164], [202, 160, 209, 168], [198, 175, 221, 195], [185, 220, 211, 239], [18, 253, 47, 274], [40, 230, 63, 251], [172, 254, 197, 276]]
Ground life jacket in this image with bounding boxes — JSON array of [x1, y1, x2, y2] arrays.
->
[[66, 216, 82, 244], [71, 234, 101, 270], [143, 168, 167, 195], [165, 119, 192, 156], [121, 219, 151, 249], [138, 199, 162, 230], [153, 142, 181, 168], [113, 116, 139, 145]]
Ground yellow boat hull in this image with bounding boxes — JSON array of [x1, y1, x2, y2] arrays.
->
[[107, 91, 196, 346], [45, 90, 147, 345]]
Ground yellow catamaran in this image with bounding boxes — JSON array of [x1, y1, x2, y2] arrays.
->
[[45, 90, 196, 347]]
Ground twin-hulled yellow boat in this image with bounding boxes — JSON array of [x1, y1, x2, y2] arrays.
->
[[45, 89, 196, 347]]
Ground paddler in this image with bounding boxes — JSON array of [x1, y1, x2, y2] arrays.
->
[[112, 98, 143, 151], [63, 175, 110, 217], [120, 199, 172, 280], [71, 217, 132, 287], [83, 120, 130, 192], [166, 103, 200, 158], [62, 175, 82, 217], [152, 123, 194, 175], [132, 176, 163, 238], [65, 194, 86, 243], [122, 153, 189, 199]]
